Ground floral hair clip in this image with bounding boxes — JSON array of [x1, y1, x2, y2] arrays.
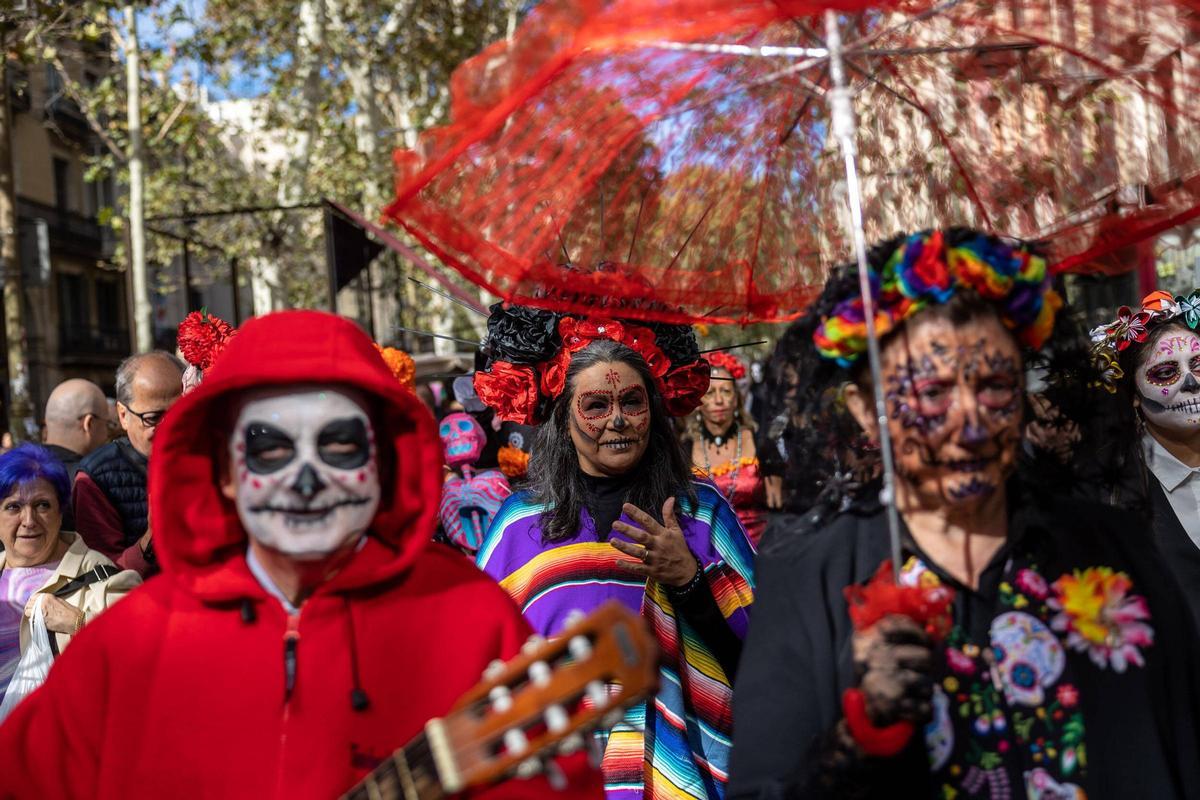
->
[[375, 344, 416, 391], [813, 230, 1062, 367], [1088, 289, 1200, 392], [473, 303, 710, 425], [177, 309, 237, 394], [706, 351, 746, 380]]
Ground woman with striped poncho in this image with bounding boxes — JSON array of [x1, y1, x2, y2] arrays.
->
[[472, 304, 756, 800]]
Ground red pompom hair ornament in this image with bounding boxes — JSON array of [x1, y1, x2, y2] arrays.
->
[[177, 310, 236, 372], [706, 351, 746, 380], [840, 560, 956, 757]]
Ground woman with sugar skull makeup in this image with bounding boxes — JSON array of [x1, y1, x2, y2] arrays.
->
[[1088, 289, 1200, 623], [473, 303, 756, 800], [727, 230, 1200, 800], [0, 310, 601, 799]]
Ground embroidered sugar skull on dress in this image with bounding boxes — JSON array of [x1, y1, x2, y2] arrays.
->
[[988, 611, 1066, 707], [1024, 767, 1084, 800], [439, 412, 486, 469]]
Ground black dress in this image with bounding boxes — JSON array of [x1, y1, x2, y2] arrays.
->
[[728, 482, 1200, 800]]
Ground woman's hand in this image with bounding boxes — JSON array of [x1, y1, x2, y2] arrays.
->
[[764, 475, 784, 510], [851, 615, 934, 726], [610, 498, 699, 588], [24, 594, 83, 636]]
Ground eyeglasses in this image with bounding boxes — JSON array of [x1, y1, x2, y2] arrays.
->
[[120, 405, 168, 428]]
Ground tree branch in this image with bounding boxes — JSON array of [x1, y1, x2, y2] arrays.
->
[[36, 33, 128, 163]]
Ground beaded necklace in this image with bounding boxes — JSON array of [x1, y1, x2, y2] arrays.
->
[[702, 428, 743, 502]]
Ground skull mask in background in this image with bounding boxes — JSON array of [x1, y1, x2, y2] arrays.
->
[[1137, 327, 1200, 434], [227, 387, 381, 559], [440, 412, 486, 470]]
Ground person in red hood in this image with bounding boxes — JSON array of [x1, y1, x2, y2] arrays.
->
[[0, 310, 602, 799]]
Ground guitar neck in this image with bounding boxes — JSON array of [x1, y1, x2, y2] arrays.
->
[[343, 730, 445, 800]]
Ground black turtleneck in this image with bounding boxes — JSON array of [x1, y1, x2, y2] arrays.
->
[[581, 470, 638, 540]]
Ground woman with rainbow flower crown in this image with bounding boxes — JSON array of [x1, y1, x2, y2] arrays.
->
[[728, 229, 1200, 800], [1088, 289, 1200, 622]]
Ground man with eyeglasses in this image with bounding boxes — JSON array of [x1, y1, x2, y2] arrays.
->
[[42, 379, 112, 531], [75, 351, 184, 576]]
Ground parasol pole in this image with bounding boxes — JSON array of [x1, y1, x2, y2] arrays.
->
[[823, 10, 904, 582]]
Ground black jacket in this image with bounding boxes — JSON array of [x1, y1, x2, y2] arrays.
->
[[44, 443, 82, 531], [729, 483, 1200, 800], [76, 438, 148, 548]]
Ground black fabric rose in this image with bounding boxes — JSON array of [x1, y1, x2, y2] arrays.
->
[[484, 303, 562, 365], [646, 321, 700, 366]]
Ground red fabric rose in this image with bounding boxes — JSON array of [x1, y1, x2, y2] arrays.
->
[[659, 359, 712, 416], [622, 324, 670, 379], [706, 351, 746, 380], [474, 361, 540, 424], [177, 311, 236, 371], [539, 349, 571, 398]]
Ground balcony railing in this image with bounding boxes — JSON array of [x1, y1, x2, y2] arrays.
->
[[44, 93, 92, 143], [58, 323, 129, 360], [16, 197, 114, 260]]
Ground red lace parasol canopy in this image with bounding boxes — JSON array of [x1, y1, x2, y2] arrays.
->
[[385, 0, 1200, 324]]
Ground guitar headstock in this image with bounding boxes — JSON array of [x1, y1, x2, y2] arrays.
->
[[429, 601, 659, 793]]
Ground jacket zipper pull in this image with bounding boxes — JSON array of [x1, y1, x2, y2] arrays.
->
[[283, 614, 300, 701]]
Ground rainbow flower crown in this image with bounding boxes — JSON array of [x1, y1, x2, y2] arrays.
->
[[1088, 289, 1200, 392], [813, 230, 1062, 366]]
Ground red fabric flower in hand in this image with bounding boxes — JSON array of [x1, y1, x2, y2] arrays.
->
[[660, 359, 711, 416], [474, 361, 540, 424], [177, 311, 236, 371]]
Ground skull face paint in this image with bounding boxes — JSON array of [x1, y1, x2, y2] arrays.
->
[[1137, 327, 1200, 434], [227, 387, 381, 559], [875, 313, 1023, 507], [567, 360, 651, 477]]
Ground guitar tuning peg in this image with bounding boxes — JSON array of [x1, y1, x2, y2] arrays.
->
[[504, 728, 529, 757], [565, 608, 586, 627], [585, 680, 607, 709], [544, 758, 567, 790], [522, 634, 546, 655], [568, 634, 592, 661], [586, 733, 605, 769], [601, 709, 626, 729], [514, 756, 542, 779], [558, 733, 584, 755], [544, 703, 569, 733], [489, 685, 513, 713], [483, 658, 505, 679], [528, 659, 552, 687]]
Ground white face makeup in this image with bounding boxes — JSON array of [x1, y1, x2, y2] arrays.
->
[[227, 388, 380, 560], [1137, 328, 1200, 433]]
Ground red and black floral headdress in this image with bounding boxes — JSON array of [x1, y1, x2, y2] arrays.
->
[[473, 303, 710, 425]]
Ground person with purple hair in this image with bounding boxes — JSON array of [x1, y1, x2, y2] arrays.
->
[[0, 443, 140, 715]]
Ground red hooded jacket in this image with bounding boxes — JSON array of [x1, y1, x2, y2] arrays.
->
[[0, 311, 600, 799]]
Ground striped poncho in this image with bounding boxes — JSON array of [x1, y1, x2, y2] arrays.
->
[[477, 480, 756, 799]]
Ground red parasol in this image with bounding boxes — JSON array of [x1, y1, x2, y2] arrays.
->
[[384, 0, 1200, 325]]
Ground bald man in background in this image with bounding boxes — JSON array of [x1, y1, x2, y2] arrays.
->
[[43, 379, 112, 533], [43, 378, 112, 483]]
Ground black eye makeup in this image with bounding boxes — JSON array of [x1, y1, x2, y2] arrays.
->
[[317, 417, 370, 469], [245, 423, 296, 474], [1147, 362, 1182, 387]]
